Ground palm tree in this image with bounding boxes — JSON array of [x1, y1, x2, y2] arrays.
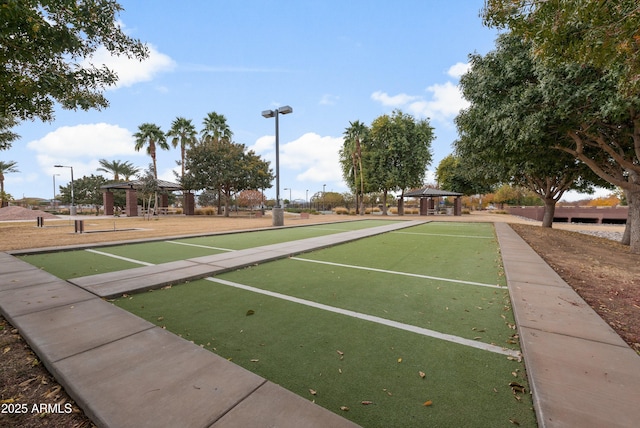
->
[[97, 159, 139, 182], [133, 123, 169, 180], [344, 121, 368, 215], [201, 112, 233, 214], [201, 112, 233, 146], [0, 160, 19, 207], [166, 117, 197, 181]]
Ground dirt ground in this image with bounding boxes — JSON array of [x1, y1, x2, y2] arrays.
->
[[1, 210, 638, 427]]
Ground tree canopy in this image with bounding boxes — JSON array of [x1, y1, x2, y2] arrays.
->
[[455, 33, 607, 227], [182, 140, 273, 217], [340, 111, 434, 215], [482, 0, 640, 93], [0, 0, 148, 125]]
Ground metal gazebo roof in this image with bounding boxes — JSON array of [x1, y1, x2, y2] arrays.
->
[[404, 187, 463, 198], [100, 179, 183, 191]]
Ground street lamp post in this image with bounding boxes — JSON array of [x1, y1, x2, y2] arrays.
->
[[322, 184, 326, 212], [54, 165, 75, 215], [284, 187, 292, 207], [52, 174, 60, 211], [261, 105, 293, 226]]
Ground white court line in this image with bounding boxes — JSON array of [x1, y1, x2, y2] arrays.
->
[[291, 257, 504, 289], [166, 240, 235, 252], [392, 231, 493, 239], [206, 277, 520, 358], [85, 249, 155, 266]]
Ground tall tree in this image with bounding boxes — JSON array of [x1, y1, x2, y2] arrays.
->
[[201, 112, 233, 146], [133, 123, 169, 180], [166, 117, 197, 181], [482, 0, 640, 93], [58, 174, 108, 215], [0, 115, 19, 151], [341, 121, 369, 215], [97, 159, 138, 182], [0, 1, 148, 124], [0, 160, 19, 207], [200, 112, 233, 213], [182, 142, 272, 217], [368, 110, 434, 215], [455, 33, 606, 227]]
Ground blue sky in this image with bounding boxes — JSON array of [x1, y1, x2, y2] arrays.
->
[[6, 1, 506, 203]]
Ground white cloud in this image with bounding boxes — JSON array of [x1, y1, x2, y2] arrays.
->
[[26, 123, 145, 179], [249, 132, 344, 184], [408, 81, 470, 122], [371, 91, 420, 107], [319, 94, 339, 106], [83, 44, 176, 89], [447, 62, 470, 78]]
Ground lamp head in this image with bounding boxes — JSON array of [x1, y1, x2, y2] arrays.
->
[[278, 105, 293, 115], [261, 110, 275, 118]]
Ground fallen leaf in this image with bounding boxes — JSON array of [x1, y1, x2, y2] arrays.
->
[[340, 406, 349, 411], [509, 418, 520, 425], [3, 346, 10, 354], [419, 371, 426, 379], [397, 357, 402, 363], [157, 316, 164, 321], [423, 400, 433, 407], [361, 400, 374, 405], [309, 389, 317, 396], [246, 309, 255, 316], [250, 359, 259, 363]]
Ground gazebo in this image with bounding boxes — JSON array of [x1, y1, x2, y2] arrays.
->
[[101, 180, 195, 216], [403, 187, 463, 216]]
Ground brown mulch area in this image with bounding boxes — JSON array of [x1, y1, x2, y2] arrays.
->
[[510, 223, 640, 354], [0, 212, 638, 427]]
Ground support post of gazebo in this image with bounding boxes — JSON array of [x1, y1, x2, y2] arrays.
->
[[102, 191, 114, 216]]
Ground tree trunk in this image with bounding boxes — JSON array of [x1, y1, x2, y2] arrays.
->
[[628, 191, 640, 254], [398, 197, 404, 216], [541, 198, 556, 228], [382, 190, 388, 215], [223, 189, 230, 217], [621, 189, 632, 246]]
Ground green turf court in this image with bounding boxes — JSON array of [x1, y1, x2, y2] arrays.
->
[[18, 219, 402, 279], [108, 221, 536, 427]]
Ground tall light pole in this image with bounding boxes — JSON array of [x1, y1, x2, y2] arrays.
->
[[284, 187, 292, 206], [54, 165, 75, 215], [306, 189, 309, 209], [52, 173, 60, 211], [322, 183, 326, 211], [261, 105, 293, 226]]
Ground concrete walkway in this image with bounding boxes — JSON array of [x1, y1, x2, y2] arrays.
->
[[1, 220, 639, 427], [495, 222, 640, 428]]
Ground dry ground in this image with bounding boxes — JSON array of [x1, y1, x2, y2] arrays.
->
[[1, 210, 638, 427]]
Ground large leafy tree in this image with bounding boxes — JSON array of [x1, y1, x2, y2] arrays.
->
[[368, 110, 434, 215], [0, 115, 19, 151], [0, 160, 19, 206], [182, 141, 272, 217], [482, 0, 640, 93], [166, 117, 197, 181], [58, 174, 108, 215], [435, 154, 492, 196], [133, 123, 169, 180], [340, 120, 369, 215], [0, 0, 148, 125], [455, 33, 605, 227]]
